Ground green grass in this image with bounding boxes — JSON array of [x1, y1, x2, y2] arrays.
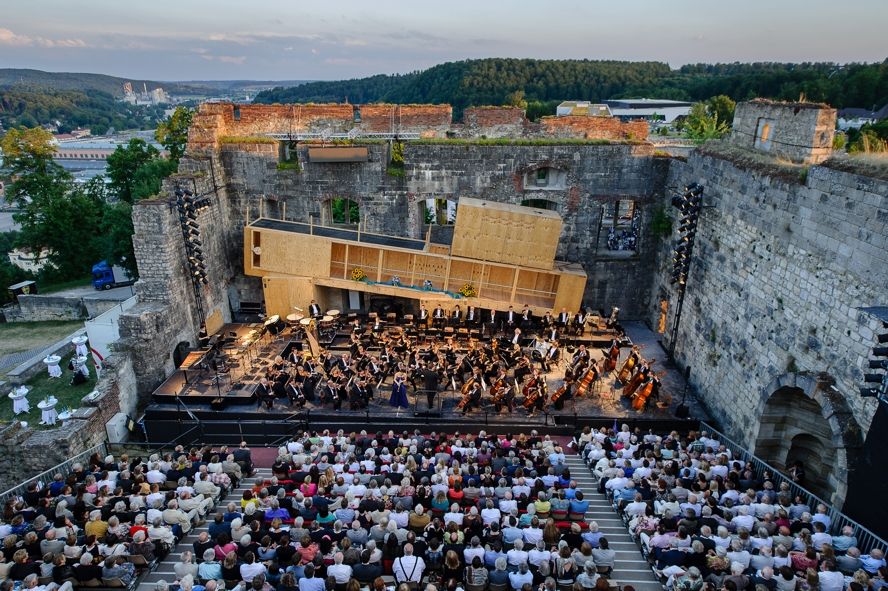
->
[[38, 276, 92, 294], [276, 161, 303, 172], [0, 320, 85, 358], [0, 351, 97, 429]]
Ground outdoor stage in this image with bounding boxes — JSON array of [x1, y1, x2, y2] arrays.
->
[[143, 318, 706, 446]]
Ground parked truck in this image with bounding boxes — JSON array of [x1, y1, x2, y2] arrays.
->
[[91, 260, 135, 290]]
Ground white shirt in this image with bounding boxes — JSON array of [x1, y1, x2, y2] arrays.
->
[[392, 555, 425, 583], [327, 564, 352, 584], [481, 508, 501, 526], [818, 571, 844, 591]]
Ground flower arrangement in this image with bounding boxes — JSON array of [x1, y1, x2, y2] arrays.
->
[[423, 279, 434, 290], [391, 276, 402, 287], [351, 268, 367, 282], [458, 283, 477, 298]]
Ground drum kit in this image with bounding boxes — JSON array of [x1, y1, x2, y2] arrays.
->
[[319, 309, 340, 339]]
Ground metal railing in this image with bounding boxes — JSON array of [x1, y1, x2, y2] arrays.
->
[[0, 443, 107, 506], [700, 421, 887, 554]]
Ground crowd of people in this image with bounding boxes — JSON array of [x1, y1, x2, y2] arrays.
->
[[577, 425, 887, 591], [0, 443, 254, 591], [0, 429, 621, 591]]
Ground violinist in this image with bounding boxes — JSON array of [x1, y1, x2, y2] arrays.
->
[[513, 354, 532, 384], [285, 376, 306, 407], [350, 377, 373, 410], [256, 377, 273, 409], [323, 379, 342, 410]]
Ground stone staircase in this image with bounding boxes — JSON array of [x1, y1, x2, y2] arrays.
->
[[564, 455, 663, 591], [135, 468, 274, 591]]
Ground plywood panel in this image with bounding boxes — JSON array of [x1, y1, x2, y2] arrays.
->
[[205, 308, 224, 335], [262, 276, 320, 319], [553, 273, 586, 313], [382, 250, 412, 282], [257, 231, 332, 277], [452, 197, 561, 270]]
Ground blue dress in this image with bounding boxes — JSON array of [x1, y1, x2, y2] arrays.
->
[[390, 380, 409, 408]]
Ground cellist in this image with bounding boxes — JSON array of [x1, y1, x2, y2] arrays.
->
[[604, 338, 620, 373]]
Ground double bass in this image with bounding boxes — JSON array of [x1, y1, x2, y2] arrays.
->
[[523, 380, 544, 409], [623, 359, 653, 397], [604, 340, 620, 373]]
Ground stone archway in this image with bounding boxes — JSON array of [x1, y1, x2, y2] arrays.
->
[[751, 373, 863, 508]]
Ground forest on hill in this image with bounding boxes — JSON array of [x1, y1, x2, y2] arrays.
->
[[0, 86, 166, 134], [254, 58, 888, 118]]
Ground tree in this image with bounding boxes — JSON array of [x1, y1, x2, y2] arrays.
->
[[505, 89, 528, 110], [106, 139, 161, 203], [155, 106, 194, 164], [1, 126, 136, 281], [707, 95, 736, 127], [683, 102, 730, 141], [97, 201, 137, 277]]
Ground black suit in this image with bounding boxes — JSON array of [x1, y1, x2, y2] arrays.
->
[[520, 310, 533, 329], [465, 308, 478, 325], [309, 303, 321, 317]]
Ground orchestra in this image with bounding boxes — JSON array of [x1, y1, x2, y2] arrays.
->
[[250, 302, 663, 416]]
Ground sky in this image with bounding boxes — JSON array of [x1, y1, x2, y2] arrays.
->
[[2, 0, 887, 81]]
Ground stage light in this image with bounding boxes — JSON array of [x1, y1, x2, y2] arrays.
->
[[860, 387, 882, 398], [671, 195, 687, 209], [864, 374, 884, 383], [878, 333, 888, 344], [873, 347, 888, 357], [869, 360, 888, 370]]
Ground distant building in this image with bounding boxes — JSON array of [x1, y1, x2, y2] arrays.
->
[[51, 131, 166, 161], [122, 82, 170, 105], [837, 104, 888, 130], [556, 101, 612, 117], [603, 99, 693, 124], [8, 247, 53, 273]]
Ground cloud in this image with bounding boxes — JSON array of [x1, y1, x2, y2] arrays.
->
[[194, 49, 247, 65], [0, 27, 86, 48]]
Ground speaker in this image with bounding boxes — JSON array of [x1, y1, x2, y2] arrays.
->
[[675, 404, 690, 419]]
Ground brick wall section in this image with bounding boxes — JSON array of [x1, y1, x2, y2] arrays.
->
[[187, 103, 651, 153], [359, 104, 452, 135], [729, 100, 836, 164], [648, 147, 886, 455], [539, 115, 649, 140]]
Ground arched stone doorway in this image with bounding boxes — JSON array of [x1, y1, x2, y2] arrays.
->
[[752, 373, 863, 508]]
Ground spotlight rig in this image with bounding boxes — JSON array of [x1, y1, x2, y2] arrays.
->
[[173, 187, 213, 325], [668, 183, 704, 356], [860, 324, 888, 404]]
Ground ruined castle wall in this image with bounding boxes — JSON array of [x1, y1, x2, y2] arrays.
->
[[118, 155, 237, 396], [219, 141, 669, 317], [650, 149, 886, 450]]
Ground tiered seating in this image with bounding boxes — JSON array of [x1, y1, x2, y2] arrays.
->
[[159, 430, 624, 591], [0, 444, 253, 591], [576, 426, 887, 591]]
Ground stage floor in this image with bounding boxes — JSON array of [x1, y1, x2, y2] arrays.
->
[[146, 321, 710, 424]]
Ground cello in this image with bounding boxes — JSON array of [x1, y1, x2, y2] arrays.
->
[[549, 380, 571, 409], [574, 362, 600, 398], [617, 348, 639, 383], [631, 374, 660, 411], [604, 340, 620, 372]]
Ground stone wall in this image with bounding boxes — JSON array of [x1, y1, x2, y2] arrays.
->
[[730, 99, 836, 164], [3, 295, 87, 322], [117, 156, 236, 397], [0, 353, 130, 489], [649, 143, 886, 461], [217, 141, 670, 318]]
